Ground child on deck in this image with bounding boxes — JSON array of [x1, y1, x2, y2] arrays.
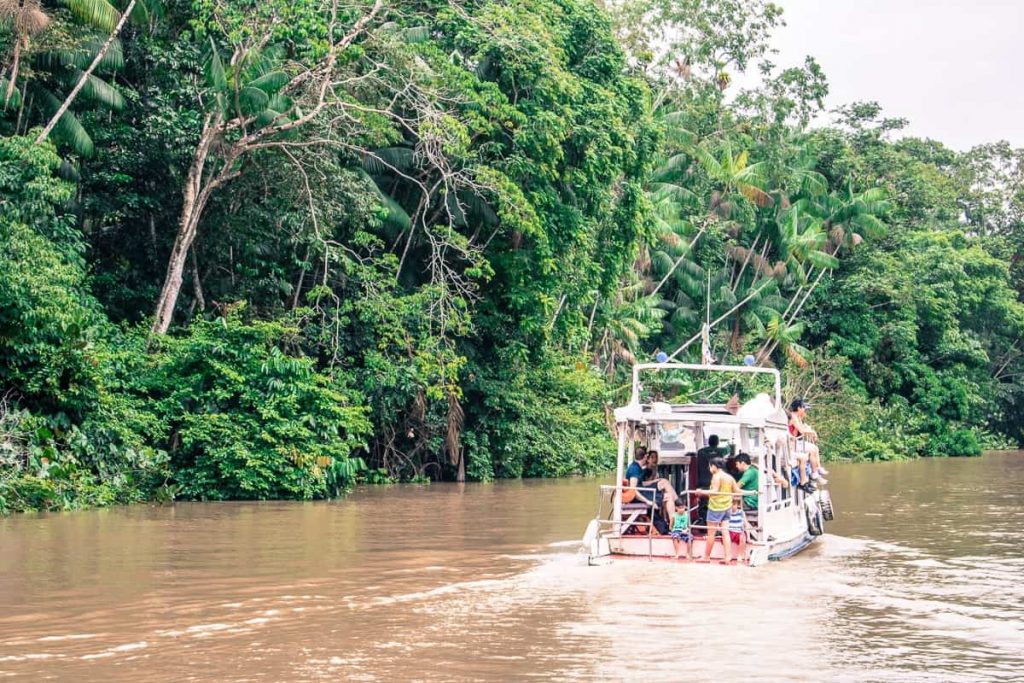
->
[[728, 503, 747, 564], [670, 507, 693, 560]]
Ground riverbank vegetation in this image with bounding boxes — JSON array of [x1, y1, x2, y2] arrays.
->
[[2, 0, 1022, 512]]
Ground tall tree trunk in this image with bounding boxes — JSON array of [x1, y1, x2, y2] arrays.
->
[[649, 224, 708, 298], [730, 312, 742, 352], [4, 40, 21, 105], [35, 0, 138, 146], [290, 246, 311, 310], [151, 113, 220, 334], [730, 235, 758, 293]]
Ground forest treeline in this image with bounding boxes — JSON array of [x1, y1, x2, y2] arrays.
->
[[1, 0, 1021, 512]]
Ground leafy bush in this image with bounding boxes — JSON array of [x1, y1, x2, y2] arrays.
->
[[924, 426, 982, 458], [140, 309, 372, 500], [464, 350, 615, 479]]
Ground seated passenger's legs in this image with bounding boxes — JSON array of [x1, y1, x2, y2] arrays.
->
[[806, 442, 828, 482]]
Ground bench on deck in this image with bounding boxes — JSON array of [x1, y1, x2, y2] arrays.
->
[[614, 482, 660, 535]]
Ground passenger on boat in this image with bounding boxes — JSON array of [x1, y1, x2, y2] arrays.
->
[[725, 454, 741, 480], [695, 435, 728, 530], [698, 457, 740, 564], [626, 450, 679, 527], [728, 502, 747, 563], [735, 453, 759, 512], [670, 507, 692, 560], [789, 399, 829, 486], [643, 449, 661, 481]]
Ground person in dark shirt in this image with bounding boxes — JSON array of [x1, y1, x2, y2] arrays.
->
[[695, 434, 724, 488], [694, 435, 727, 531], [625, 449, 678, 528]]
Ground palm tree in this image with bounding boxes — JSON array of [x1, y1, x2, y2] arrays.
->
[[690, 139, 774, 218], [1, 0, 155, 155], [773, 207, 838, 281], [764, 317, 809, 368], [0, 0, 50, 105], [592, 277, 666, 377], [756, 183, 890, 362], [794, 181, 890, 255]]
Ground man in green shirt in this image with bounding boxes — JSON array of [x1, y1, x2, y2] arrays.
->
[[735, 453, 759, 511]]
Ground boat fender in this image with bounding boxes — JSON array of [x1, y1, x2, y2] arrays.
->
[[806, 500, 824, 536], [819, 489, 835, 522]]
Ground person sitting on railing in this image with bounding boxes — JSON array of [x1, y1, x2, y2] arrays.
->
[[788, 399, 828, 490], [697, 457, 740, 564], [626, 449, 678, 531]]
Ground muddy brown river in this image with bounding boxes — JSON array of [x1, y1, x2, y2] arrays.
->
[[2, 451, 1023, 681]]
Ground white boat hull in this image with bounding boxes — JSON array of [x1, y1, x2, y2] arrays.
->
[[600, 530, 813, 566], [588, 493, 830, 567]]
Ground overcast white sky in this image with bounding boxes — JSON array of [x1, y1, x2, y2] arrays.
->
[[747, 0, 1024, 150]]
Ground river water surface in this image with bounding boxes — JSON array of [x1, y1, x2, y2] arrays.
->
[[2, 451, 1023, 682]]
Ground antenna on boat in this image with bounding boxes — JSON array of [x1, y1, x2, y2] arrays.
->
[[701, 269, 715, 365]]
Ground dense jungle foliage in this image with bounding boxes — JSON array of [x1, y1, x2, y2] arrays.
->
[[2, 0, 1022, 512]]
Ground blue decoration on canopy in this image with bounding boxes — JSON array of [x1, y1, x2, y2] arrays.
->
[[743, 354, 756, 366], [655, 351, 668, 363]]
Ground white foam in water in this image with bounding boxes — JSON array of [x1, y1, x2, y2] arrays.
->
[[36, 633, 101, 642]]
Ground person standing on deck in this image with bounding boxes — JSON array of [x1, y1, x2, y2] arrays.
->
[[695, 435, 727, 531], [698, 457, 740, 564]]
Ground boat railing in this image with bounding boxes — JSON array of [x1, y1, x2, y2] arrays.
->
[[595, 484, 659, 558], [594, 486, 762, 557]]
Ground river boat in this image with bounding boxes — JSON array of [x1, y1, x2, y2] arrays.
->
[[583, 362, 834, 566]]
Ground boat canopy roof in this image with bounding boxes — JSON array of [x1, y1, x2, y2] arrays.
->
[[613, 403, 788, 429], [618, 362, 787, 428]]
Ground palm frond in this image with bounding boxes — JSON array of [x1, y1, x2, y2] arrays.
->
[[205, 38, 227, 91], [739, 184, 774, 207], [74, 72, 125, 109], [0, 79, 21, 108], [458, 190, 499, 226], [238, 86, 269, 114], [254, 109, 283, 128], [647, 181, 696, 205], [852, 213, 886, 239], [248, 70, 289, 94], [60, 0, 119, 32], [403, 26, 430, 43], [798, 170, 827, 197], [734, 160, 768, 185], [806, 250, 839, 270], [691, 145, 723, 179], [650, 152, 692, 182], [44, 92, 94, 155], [380, 194, 411, 231], [363, 146, 416, 175], [266, 93, 293, 112], [40, 38, 124, 71]]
